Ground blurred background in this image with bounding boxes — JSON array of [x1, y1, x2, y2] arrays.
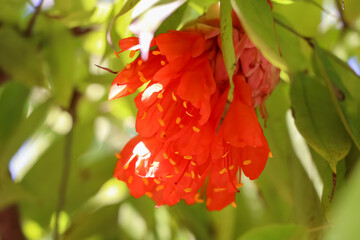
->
[[0, 0, 360, 239]]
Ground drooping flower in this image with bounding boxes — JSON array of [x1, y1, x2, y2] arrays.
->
[[109, 5, 279, 210]]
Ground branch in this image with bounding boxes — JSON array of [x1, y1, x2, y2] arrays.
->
[[24, 0, 45, 37], [0, 204, 26, 240], [53, 90, 81, 240]]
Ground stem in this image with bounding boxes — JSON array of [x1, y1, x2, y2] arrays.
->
[[53, 90, 80, 240], [24, 0, 45, 37], [0, 204, 26, 240]]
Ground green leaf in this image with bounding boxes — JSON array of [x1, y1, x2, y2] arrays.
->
[[238, 224, 309, 240], [324, 161, 360, 240], [231, 0, 285, 69], [290, 72, 351, 172], [220, 0, 236, 83], [313, 45, 360, 150]]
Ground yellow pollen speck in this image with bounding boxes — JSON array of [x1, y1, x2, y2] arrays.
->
[[163, 152, 168, 159], [236, 183, 243, 189], [183, 101, 187, 108], [138, 60, 143, 65], [219, 168, 227, 174], [142, 178, 149, 185], [166, 175, 173, 178], [176, 117, 181, 124], [160, 131, 166, 138], [184, 188, 192, 193], [243, 160, 252, 166], [190, 161, 196, 166], [158, 119, 165, 127], [156, 185, 164, 191], [194, 193, 204, 203], [145, 192, 153, 198], [141, 112, 146, 120], [184, 172, 191, 177], [193, 126, 200, 132], [229, 165, 235, 170], [152, 50, 161, 55], [157, 103, 164, 112], [175, 151, 179, 154], [198, 174, 201, 179], [128, 176, 133, 184], [222, 152, 229, 158], [184, 155, 192, 160], [123, 163, 130, 170], [115, 153, 121, 158], [174, 166, 179, 174], [231, 202, 237, 208], [140, 76, 147, 83], [154, 179, 161, 184], [160, 60, 166, 66], [191, 171, 195, 179], [214, 188, 226, 192], [130, 50, 136, 58], [126, 64, 131, 69], [269, 152, 273, 158], [169, 158, 176, 165], [172, 92, 177, 101], [138, 71, 144, 77], [179, 124, 184, 128], [186, 111, 193, 117], [158, 92, 163, 99], [127, 87, 134, 93]]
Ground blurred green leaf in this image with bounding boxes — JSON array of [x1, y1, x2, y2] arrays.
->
[[231, 0, 285, 69], [313, 45, 360, 150], [0, 176, 32, 211], [0, 0, 26, 24], [238, 224, 309, 240], [290, 72, 351, 172]]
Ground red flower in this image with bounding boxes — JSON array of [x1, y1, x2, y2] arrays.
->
[[110, 7, 278, 210]]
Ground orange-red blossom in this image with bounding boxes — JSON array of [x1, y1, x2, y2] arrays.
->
[[109, 10, 279, 211]]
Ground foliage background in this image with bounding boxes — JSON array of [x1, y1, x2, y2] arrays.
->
[[0, 0, 360, 239]]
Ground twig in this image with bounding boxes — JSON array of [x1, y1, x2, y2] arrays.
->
[[335, 0, 349, 30], [0, 204, 26, 240], [24, 0, 45, 37], [273, 18, 314, 47], [53, 90, 81, 240]]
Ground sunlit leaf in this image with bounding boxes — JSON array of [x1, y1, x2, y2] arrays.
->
[[238, 224, 309, 240]]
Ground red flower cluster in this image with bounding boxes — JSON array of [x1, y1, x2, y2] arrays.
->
[[109, 9, 279, 210]]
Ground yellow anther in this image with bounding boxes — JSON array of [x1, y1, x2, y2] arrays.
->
[[193, 126, 200, 132], [154, 179, 161, 185], [190, 161, 196, 166], [123, 163, 130, 170], [184, 172, 191, 177], [243, 160, 252, 166], [157, 103, 164, 112], [269, 152, 273, 158], [184, 155, 192, 160], [160, 131, 166, 138], [198, 174, 202, 179], [219, 168, 227, 174], [191, 171, 195, 179], [169, 158, 176, 165], [184, 188, 192, 193], [160, 60, 166, 66], [231, 202, 237, 208], [138, 60, 143, 65], [158, 119, 165, 127], [222, 151, 229, 158], [115, 153, 121, 158], [156, 185, 164, 191], [142, 178, 149, 185], [163, 152, 169, 159], [176, 117, 181, 124], [145, 192, 153, 198], [214, 188, 226, 192], [126, 64, 131, 69], [158, 92, 163, 99], [174, 166, 179, 174], [229, 165, 234, 170], [166, 175, 174, 178], [186, 111, 193, 117], [172, 92, 177, 101], [183, 101, 188, 108], [141, 111, 146, 120], [127, 87, 134, 93], [179, 124, 184, 129], [140, 76, 147, 83], [194, 193, 204, 203], [152, 50, 161, 55], [128, 176, 133, 184], [236, 183, 243, 189], [137, 71, 144, 77]]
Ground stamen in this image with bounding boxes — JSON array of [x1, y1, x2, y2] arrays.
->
[[123, 163, 130, 170], [158, 119, 165, 127], [184, 155, 192, 160], [157, 103, 164, 112], [152, 50, 161, 55], [157, 92, 163, 99], [193, 126, 200, 132], [269, 152, 273, 158], [184, 172, 191, 177], [214, 188, 226, 192], [160, 61, 166, 66], [219, 168, 227, 174], [160, 131, 166, 138], [190, 161, 196, 166], [183, 101, 187, 108], [243, 160, 252, 165], [140, 76, 147, 83], [222, 152, 229, 158], [169, 158, 176, 165], [130, 50, 136, 58], [236, 183, 243, 188], [179, 124, 184, 128], [138, 60, 143, 65], [141, 112, 146, 120], [174, 166, 179, 174], [126, 64, 131, 69], [114, 51, 120, 58], [176, 117, 181, 124], [154, 179, 161, 184], [191, 171, 195, 179], [138, 71, 144, 77], [194, 193, 204, 203], [128, 176, 133, 184], [197, 174, 201, 179], [231, 202, 237, 208], [229, 165, 234, 170], [156, 185, 164, 191], [163, 152, 168, 159], [184, 188, 192, 193], [145, 192, 153, 197], [186, 111, 193, 117], [142, 178, 149, 185], [172, 92, 177, 101], [115, 153, 121, 158], [166, 175, 174, 178], [127, 87, 134, 93]]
